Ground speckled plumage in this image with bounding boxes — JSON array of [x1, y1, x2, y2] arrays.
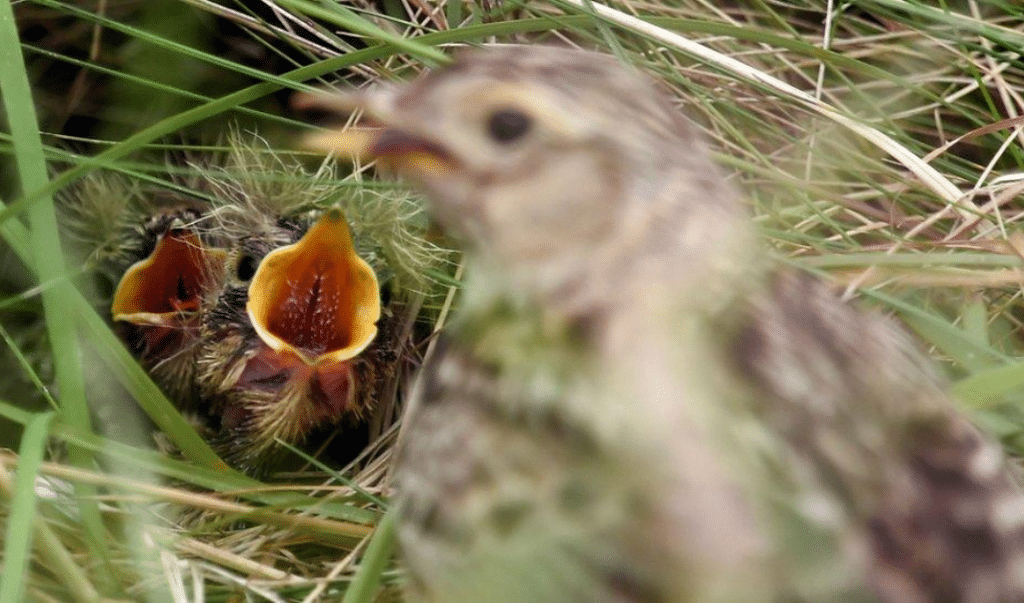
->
[[305, 46, 1024, 603]]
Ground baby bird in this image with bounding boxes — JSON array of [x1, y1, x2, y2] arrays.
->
[[303, 46, 1024, 603], [191, 196, 393, 474], [62, 140, 443, 476], [62, 177, 227, 409]]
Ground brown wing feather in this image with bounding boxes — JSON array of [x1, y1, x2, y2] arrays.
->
[[732, 271, 1024, 603]]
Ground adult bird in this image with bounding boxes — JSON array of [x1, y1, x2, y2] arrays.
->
[[302, 46, 1024, 603]]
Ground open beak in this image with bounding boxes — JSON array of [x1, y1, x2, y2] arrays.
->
[[245, 208, 381, 367], [295, 90, 455, 177], [112, 230, 227, 326]]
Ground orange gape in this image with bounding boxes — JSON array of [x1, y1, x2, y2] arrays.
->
[[236, 208, 382, 450], [110, 223, 228, 410], [108, 202, 393, 477], [112, 230, 226, 326], [247, 208, 380, 366]]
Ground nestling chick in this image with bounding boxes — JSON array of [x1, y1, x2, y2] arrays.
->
[[303, 46, 1024, 603], [62, 179, 228, 408], [194, 205, 394, 474], [62, 140, 445, 476]]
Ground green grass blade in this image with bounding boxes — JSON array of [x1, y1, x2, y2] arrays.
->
[[0, 411, 54, 603], [341, 508, 398, 603], [74, 291, 228, 471], [21, 42, 308, 130], [0, 0, 114, 589], [881, 293, 1008, 373], [0, 322, 60, 411], [31, 0, 315, 92], [274, 0, 448, 64], [953, 362, 1024, 408]]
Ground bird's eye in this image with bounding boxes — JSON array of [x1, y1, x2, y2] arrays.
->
[[486, 108, 531, 144], [235, 254, 258, 282]]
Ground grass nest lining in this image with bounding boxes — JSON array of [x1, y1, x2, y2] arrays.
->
[[5, 1, 1024, 601]]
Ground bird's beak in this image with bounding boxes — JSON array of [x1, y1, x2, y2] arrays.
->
[[112, 231, 227, 326], [246, 208, 381, 367], [295, 91, 455, 177]]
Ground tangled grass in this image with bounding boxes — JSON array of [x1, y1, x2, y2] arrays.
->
[[4, 1, 1024, 601]]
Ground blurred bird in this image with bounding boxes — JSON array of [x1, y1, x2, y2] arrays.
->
[[61, 140, 446, 475], [302, 46, 1024, 603]]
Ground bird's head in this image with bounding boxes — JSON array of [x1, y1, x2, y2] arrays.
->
[[301, 46, 754, 315]]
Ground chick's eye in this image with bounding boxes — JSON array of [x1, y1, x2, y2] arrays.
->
[[235, 254, 257, 282], [486, 108, 531, 144]]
